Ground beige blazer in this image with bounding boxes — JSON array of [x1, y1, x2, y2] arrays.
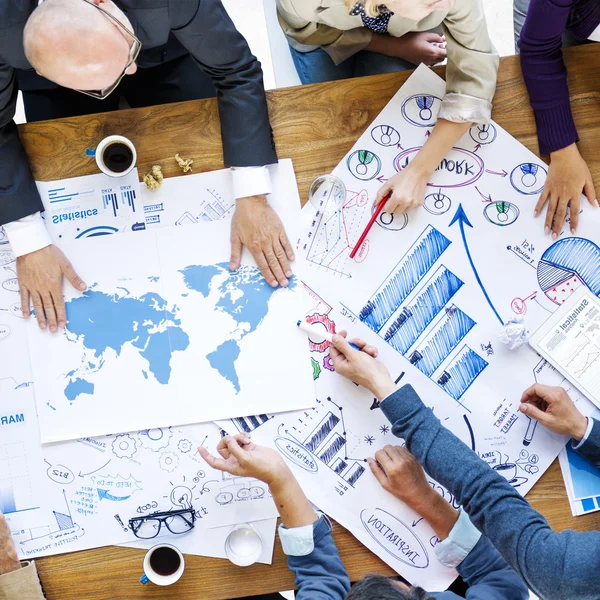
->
[[277, 0, 499, 123], [0, 563, 45, 600]]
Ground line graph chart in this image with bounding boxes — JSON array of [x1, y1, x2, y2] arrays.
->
[[304, 190, 370, 277]]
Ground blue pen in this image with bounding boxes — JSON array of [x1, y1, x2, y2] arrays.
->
[[297, 320, 361, 350]]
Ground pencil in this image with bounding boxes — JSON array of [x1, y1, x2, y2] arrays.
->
[[349, 192, 390, 259]]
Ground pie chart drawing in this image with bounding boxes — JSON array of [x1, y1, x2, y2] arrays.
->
[[537, 237, 600, 305]]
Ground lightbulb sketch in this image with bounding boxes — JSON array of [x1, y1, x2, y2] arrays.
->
[[510, 163, 547, 195], [469, 123, 497, 145], [347, 150, 382, 181], [424, 191, 452, 216], [401, 94, 442, 127], [371, 125, 401, 147], [483, 201, 520, 226]]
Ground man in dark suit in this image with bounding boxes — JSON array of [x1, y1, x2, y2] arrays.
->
[[0, 0, 295, 333]]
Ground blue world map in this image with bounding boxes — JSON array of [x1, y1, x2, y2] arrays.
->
[[63, 263, 293, 400]]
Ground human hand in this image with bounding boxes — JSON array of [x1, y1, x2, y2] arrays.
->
[[0, 512, 21, 575], [375, 162, 429, 214], [16, 245, 87, 332], [391, 32, 447, 66], [230, 195, 295, 288], [535, 144, 598, 238], [198, 433, 290, 486], [519, 384, 588, 440], [329, 331, 395, 399], [368, 446, 434, 512]]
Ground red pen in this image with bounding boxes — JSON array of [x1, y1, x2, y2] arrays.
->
[[349, 192, 390, 259]]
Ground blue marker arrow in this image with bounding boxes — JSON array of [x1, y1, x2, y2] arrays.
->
[[97, 488, 131, 502], [449, 204, 504, 325]]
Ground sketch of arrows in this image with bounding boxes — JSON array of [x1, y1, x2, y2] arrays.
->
[[97, 488, 131, 502], [473, 144, 481, 152], [474, 186, 492, 203], [79, 459, 111, 478], [485, 168, 508, 177], [376, 175, 388, 183], [449, 204, 504, 325], [425, 130, 431, 137]]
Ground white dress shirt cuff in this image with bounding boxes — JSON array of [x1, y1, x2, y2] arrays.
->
[[231, 166, 273, 201], [434, 508, 481, 568], [3, 213, 52, 257], [278, 512, 325, 557], [572, 418, 593, 450], [438, 93, 492, 125]]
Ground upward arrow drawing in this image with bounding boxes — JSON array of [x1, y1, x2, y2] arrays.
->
[[449, 204, 504, 325]]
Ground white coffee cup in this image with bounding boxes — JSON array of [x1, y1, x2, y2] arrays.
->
[[224, 523, 263, 567], [140, 543, 185, 586], [91, 134, 137, 177]]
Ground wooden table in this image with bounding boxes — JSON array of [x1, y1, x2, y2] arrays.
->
[[21, 45, 600, 599]]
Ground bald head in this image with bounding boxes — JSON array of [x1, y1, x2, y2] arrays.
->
[[24, 0, 136, 92]]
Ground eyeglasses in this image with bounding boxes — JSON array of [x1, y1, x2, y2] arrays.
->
[[76, 0, 142, 99], [129, 508, 196, 540]]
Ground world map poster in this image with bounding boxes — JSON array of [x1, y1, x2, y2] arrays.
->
[[26, 220, 315, 443]]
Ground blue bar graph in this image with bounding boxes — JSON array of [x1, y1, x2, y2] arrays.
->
[[384, 266, 464, 354], [120, 188, 136, 212], [437, 346, 488, 401], [409, 306, 476, 377], [47, 187, 94, 204], [359, 225, 451, 332], [344, 463, 365, 486], [0, 485, 16, 514], [319, 434, 345, 465], [305, 413, 340, 453], [102, 191, 119, 217]]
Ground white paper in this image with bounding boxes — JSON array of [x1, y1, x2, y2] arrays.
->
[[0, 379, 61, 531], [14, 422, 277, 560], [26, 219, 314, 443], [242, 65, 600, 590], [558, 412, 600, 516], [123, 517, 278, 565], [36, 169, 144, 241], [530, 288, 600, 407]]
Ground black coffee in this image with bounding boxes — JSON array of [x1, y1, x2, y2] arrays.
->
[[149, 546, 181, 577], [103, 142, 134, 173]]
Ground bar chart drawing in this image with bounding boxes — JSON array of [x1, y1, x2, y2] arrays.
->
[[294, 398, 366, 488], [230, 414, 272, 434], [0, 442, 39, 516], [357, 223, 487, 405]]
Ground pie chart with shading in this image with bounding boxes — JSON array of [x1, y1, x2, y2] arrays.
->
[[537, 238, 600, 305]]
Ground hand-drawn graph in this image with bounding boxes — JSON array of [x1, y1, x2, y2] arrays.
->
[[510, 163, 547, 195], [371, 125, 401, 147], [376, 211, 408, 232], [424, 191, 452, 216], [537, 237, 600, 304], [469, 123, 497, 146], [401, 94, 441, 127], [0, 442, 39, 516], [483, 201, 520, 226], [347, 150, 382, 181], [275, 397, 367, 488], [304, 189, 371, 277], [355, 225, 487, 405]]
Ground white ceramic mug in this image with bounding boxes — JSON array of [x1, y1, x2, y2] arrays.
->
[[89, 134, 137, 177], [140, 543, 185, 586]]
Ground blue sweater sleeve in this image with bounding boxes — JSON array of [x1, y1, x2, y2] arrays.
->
[[285, 516, 351, 600], [380, 385, 600, 600], [573, 418, 600, 469]]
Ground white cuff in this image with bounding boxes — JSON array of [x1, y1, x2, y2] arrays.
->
[[278, 512, 324, 557], [231, 166, 273, 201], [438, 93, 492, 125], [572, 418, 593, 450], [434, 508, 481, 568], [3, 213, 52, 257]]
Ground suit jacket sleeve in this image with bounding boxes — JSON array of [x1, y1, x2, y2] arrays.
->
[[0, 62, 44, 226], [169, 0, 278, 168]]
